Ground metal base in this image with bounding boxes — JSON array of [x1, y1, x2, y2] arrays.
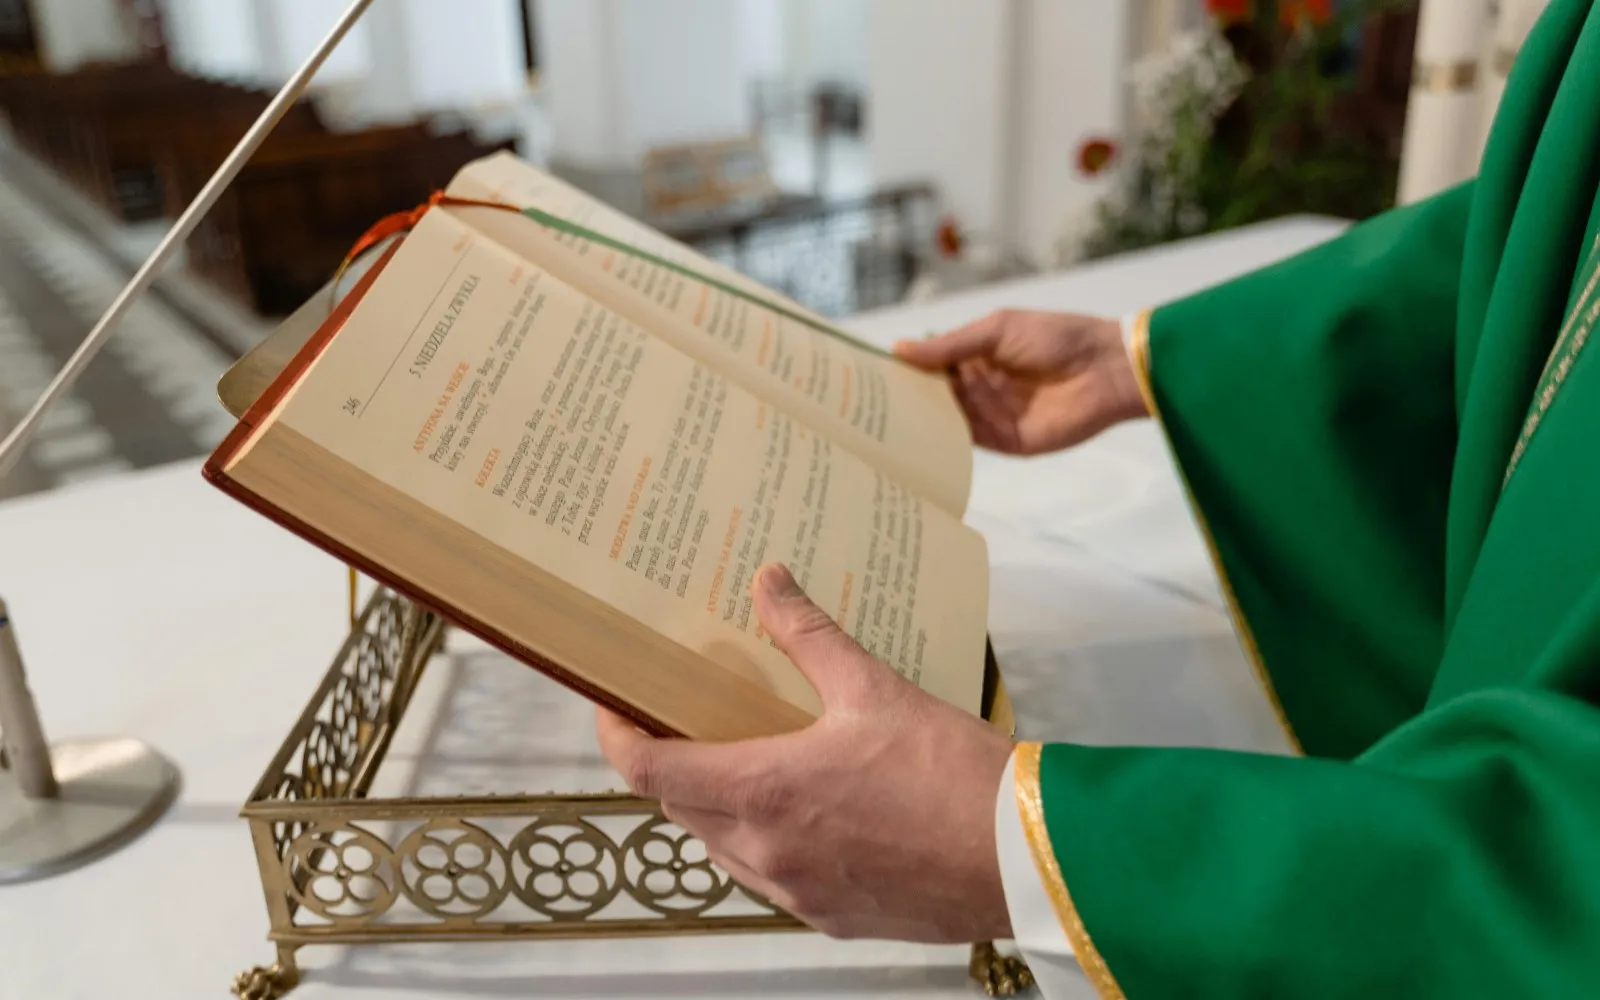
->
[[0, 737, 180, 884]]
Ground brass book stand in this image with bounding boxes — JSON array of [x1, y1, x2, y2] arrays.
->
[[229, 591, 1033, 999], [222, 302, 1034, 999]]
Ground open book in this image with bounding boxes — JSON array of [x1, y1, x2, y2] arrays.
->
[[204, 152, 1000, 742]]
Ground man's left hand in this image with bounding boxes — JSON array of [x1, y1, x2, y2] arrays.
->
[[596, 563, 1016, 944]]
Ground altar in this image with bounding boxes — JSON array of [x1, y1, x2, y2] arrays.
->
[[0, 216, 1342, 999]]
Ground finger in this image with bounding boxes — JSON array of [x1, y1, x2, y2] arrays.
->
[[892, 312, 1004, 369], [664, 805, 795, 912], [950, 378, 1007, 450], [957, 363, 1022, 453], [595, 706, 749, 810], [978, 364, 1025, 420], [662, 801, 739, 838], [957, 362, 1009, 426], [751, 563, 874, 705], [708, 845, 788, 909]]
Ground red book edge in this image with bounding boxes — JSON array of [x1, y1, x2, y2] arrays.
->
[[200, 235, 681, 741]]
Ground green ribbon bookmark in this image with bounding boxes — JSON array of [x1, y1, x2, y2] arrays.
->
[[519, 207, 896, 360]]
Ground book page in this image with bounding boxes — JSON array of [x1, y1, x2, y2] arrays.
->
[[265, 209, 990, 718], [441, 155, 974, 517], [453, 151, 826, 322]]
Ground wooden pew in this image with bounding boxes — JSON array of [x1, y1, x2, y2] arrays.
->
[[89, 94, 328, 220], [171, 125, 515, 315], [0, 62, 327, 221], [2, 63, 182, 181]]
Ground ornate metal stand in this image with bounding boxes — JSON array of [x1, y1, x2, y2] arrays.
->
[[231, 590, 1033, 998]]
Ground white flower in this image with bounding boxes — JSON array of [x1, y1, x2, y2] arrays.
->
[[1128, 21, 1248, 133]]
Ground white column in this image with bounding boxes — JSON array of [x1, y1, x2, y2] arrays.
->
[[531, 0, 622, 166], [401, 0, 525, 113], [1476, 0, 1552, 149], [867, 0, 1014, 248], [791, 0, 868, 87], [29, 0, 140, 71], [867, 0, 1128, 268], [534, 0, 749, 169], [162, 0, 267, 82], [737, 0, 785, 85], [1396, 0, 1494, 204], [611, 0, 748, 156], [163, 0, 525, 126], [1013, 0, 1129, 266]]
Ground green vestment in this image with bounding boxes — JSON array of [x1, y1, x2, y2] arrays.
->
[[1017, 1, 1600, 995]]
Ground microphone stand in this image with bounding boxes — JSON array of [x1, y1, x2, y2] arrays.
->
[[0, 0, 377, 884]]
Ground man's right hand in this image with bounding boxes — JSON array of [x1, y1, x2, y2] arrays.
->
[[894, 310, 1149, 456]]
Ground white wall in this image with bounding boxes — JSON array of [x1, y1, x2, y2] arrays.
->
[[738, 0, 786, 82], [404, 0, 524, 111], [163, 0, 265, 82], [789, 0, 869, 87], [535, 0, 750, 167], [30, 0, 139, 71], [867, 0, 1128, 266], [161, 0, 528, 126], [614, 0, 749, 154], [162, 0, 373, 89], [867, 0, 1012, 242], [1014, 0, 1128, 263], [534, 0, 620, 164], [259, 0, 372, 88]]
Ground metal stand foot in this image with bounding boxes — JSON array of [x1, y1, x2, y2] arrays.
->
[[233, 947, 301, 1000], [970, 942, 1036, 996], [0, 736, 180, 883]]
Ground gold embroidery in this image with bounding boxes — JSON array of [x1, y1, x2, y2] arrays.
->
[[1533, 233, 1600, 387], [1412, 59, 1480, 93], [1014, 743, 1127, 1000], [1131, 311, 1304, 755], [1504, 233, 1600, 485]]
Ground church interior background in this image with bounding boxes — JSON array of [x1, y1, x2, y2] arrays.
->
[[0, 0, 1545, 503]]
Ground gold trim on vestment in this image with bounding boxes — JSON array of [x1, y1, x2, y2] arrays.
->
[[1412, 59, 1480, 93], [1130, 310, 1303, 754], [1505, 232, 1600, 485], [1014, 743, 1126, 1000]]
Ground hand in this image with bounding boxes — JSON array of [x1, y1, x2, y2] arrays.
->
[[895, 310, 1148, 455], [596, 564, 1016, 943]]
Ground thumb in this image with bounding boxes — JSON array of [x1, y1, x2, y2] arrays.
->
[[893, 312, 1002, 370], [752, 563, 870, 705]]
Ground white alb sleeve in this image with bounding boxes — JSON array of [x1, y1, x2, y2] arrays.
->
[[995, 749, 1093, 998]]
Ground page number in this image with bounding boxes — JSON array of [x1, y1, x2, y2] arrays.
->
[[343, 397, 361, 416]]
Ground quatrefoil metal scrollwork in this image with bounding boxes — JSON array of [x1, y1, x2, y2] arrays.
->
[[508, 820, 624, 920], [299, 721, 352, 799], [268, 773, 307, 859], [326, 675, 368, 768], [351, 632, 395, 719], [396, 820, 512, 921], [621, 820, 737, 917], [284, 824, 396, 922], [369, 597, 405, 663]]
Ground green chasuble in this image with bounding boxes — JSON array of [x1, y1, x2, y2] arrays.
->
[[1017, 1, 1600, 995]]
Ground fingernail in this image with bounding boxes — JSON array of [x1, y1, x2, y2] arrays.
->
[[758, 563, 799, 599]]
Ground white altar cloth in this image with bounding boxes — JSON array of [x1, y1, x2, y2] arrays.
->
[[0, 216, 1344, 999]]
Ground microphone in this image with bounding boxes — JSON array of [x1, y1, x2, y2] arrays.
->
[[0, 0, 377, 883]]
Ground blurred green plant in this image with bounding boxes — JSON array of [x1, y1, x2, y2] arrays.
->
[[1072, 0, 1419, 261]]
